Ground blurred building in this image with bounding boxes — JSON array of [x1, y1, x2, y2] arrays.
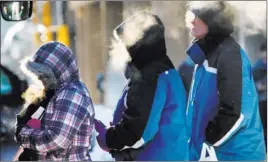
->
[[67, 1, 190, 106], [29, 1, 266, 107]]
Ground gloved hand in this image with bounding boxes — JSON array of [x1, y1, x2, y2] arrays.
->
[[18, 148, 39, 161], [16, 113, 28, 126], [15, 115, 27, 143], [110, 147, 144, 161], [94, 119, 110, 151]]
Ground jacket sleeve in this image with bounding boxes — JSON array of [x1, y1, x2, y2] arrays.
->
[[17, 89, 92, 153], [205, 48, 244, 146], [106, 77, 164, 150]]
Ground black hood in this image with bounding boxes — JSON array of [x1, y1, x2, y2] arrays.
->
[[113, 11, 167, 70]]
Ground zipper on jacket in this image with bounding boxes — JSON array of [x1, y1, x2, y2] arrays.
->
[[186, 64, 198, 148]]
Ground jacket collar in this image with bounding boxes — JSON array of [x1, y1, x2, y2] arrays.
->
[[186, 42, 206, 65]]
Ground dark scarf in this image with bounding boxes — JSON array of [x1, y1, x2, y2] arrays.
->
[[195, 33, 230, 57]]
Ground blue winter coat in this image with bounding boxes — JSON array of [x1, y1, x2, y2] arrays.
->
[[186, 36, 266, 161], [109, 57, 189, 160]]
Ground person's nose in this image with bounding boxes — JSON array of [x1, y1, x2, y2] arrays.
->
[[191, 18, 196, 25]]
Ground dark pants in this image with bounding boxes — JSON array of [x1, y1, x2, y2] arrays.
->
[[18, 149, 39, 161]]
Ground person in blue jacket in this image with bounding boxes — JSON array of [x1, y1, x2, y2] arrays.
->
[[94, 11, 189, 160], [183, 1, 266, 160]]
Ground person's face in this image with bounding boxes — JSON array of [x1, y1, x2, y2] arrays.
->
[[37, 72, 57, 90], [38, 76, 50, 90], [185, 10, 209, 39]]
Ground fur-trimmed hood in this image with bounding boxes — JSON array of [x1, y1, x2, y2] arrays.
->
[[186, 1, 236, 35], [22, 42, 79, 89]]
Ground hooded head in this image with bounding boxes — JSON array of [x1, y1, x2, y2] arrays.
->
[[185, 1, 236, 37], [113, 11, 167, 70], [21, 42, 79, 90]]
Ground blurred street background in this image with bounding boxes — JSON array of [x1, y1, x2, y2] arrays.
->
[[1, 1, 266, 161]]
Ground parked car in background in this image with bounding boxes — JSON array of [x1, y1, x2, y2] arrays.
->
[[0, 64, 28, 142]]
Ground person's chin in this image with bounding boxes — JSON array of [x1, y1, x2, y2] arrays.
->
[[191, 31, 205, 39], [190, 31, 198, 38]]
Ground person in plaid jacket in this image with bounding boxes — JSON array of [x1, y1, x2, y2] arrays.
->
[[15, 41, 95, 161]]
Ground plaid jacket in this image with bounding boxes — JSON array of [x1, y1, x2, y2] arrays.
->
[[18, 42, 95, 161]]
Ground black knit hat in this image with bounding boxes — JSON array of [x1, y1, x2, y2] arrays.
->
[[186, 1, 236, 35]]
